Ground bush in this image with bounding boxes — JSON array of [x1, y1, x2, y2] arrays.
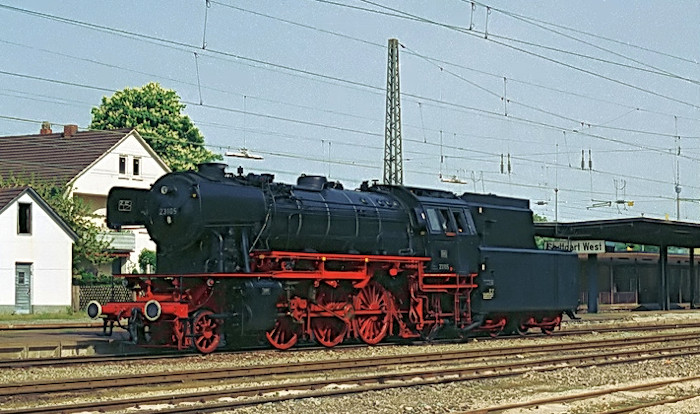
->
[[73, 270, 113, 286]]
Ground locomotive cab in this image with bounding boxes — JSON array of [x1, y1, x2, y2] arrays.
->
[[420, 203, 479, 274]]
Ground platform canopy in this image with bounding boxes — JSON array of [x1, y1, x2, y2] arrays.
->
[[534, 217, 700, 248], [535, 217, 700, 312]]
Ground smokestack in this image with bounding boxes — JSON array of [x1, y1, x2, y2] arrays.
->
[[63, 124, 78, 138], [40, 121, 52, 135]]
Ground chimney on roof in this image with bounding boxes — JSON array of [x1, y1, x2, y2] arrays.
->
[[40, 121, 52, 135], [63, 124, 78, 138]]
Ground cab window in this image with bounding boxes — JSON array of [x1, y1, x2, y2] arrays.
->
[[426, 208, 444, 233], [425, 207, 475, 235], [453, 209, 476, 235], [426, 208, 456, 233]]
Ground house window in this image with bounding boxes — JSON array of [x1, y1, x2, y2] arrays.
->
[[133, 158, 141, 176], [119, 156, 127, 174], [18, 203, 31, 234]]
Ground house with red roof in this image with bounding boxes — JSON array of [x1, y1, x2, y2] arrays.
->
[[0, 124, 170, 283], [0, 186, 78, 313]]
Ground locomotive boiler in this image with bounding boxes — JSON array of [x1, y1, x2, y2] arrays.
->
[[89, 163, 579, 353]]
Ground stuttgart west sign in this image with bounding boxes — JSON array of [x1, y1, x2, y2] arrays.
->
[[543, 239, 606, 254]]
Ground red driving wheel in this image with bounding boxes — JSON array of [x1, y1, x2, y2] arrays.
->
[[192, 310, 221, 354], [353, 282, 391, 345], [266, 316, 300, 350]]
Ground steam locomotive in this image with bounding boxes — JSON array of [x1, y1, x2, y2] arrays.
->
[[88, 163, 579, 353]]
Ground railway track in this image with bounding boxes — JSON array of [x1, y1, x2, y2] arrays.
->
[[2, 332, 700, 413], [559, 320, 700, 335], [1, 320, 699, 369], [459, 376, 700, 413]]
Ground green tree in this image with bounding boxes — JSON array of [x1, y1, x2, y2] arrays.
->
[[532, 213, 549, 249], [533, 213, 548, 222], [89, 82, 221, 171], [0, 176, 111, 278], [138, 249, 157, 274]]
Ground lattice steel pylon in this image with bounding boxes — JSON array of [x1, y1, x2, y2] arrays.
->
[[383, 38, 403, 185]]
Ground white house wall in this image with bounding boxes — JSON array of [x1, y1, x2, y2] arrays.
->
[[71, 133, 166, 196], [71, 132, 168, 270], [0, 193, 73, 312]]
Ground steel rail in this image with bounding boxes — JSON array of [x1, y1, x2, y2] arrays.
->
[[5, 343, 700, 414], [1, 320, 699, 369], [458, 376, 700, 413], [599, 394, 700, 414], [2, 331, 700, 397]]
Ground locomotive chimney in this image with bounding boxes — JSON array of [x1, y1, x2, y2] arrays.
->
[[62, 124, 78, 137], [39, 121, 52, 135], [197, 162, 227, 180]]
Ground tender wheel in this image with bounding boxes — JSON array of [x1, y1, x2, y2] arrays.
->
[[516, 324, 529, 336], [539, 314, 561, 335], [482, 316, 506, 338], [353, 282, 391, 345], [192, 310, 221, 354], [311, 285, 349, 348], [266, 316, 300, 350]]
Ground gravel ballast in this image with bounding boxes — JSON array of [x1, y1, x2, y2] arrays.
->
[[3, 311, 700, 413]]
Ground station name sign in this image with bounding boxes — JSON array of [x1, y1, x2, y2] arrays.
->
[[543, 239, 605, 254]]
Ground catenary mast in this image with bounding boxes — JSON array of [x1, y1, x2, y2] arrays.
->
[[383, 38, 403, 185]]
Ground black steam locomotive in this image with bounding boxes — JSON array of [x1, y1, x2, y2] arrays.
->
[[89, 163, 579, 353]]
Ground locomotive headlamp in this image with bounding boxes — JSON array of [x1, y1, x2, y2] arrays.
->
[[86, 301, 102, 319], [160, 185, 169, 195], [144, 300, 162, 321], [206, 278, 215, 287]]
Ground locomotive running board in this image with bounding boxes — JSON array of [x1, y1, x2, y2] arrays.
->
[[113, 251, 434, 285]]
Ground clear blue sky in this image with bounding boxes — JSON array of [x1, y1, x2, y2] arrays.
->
[[1, 1, 699, 222]]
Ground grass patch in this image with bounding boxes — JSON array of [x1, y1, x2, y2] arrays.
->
[[0, 308, 90, 323]]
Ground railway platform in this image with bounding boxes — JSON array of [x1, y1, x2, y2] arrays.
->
[[0, 322, 135, 359]]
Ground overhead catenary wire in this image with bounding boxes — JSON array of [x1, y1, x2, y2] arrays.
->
[[1, 3, 699, 153], [470, 0, 700, 66], [2, 55, 698, 192], [2, 73, 700, 197], [3, 1, 699, 133], [320, 0, 700, 108], [4, 111, 697, 201], [206, 4, 700, 124], [2, 2, 696, 220], [0, 123, 688, 221], [4, 63, 696, 162]]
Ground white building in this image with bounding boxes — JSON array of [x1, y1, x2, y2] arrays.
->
[[0, 124, 170, 276], [0, 187, 78, 313]]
